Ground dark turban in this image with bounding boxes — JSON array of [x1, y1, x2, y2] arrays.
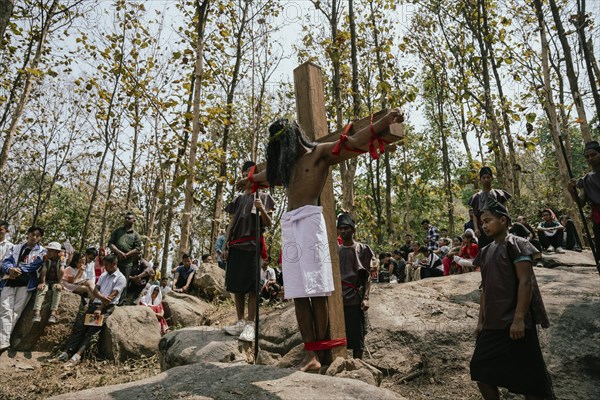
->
[[336, 213, 355, 229], [479, 197, 511, 223], [479, 166, 493, 178], [584, 141, 600, 153]]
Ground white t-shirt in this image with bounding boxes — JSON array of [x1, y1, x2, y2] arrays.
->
[[260, 267, 276, 283]]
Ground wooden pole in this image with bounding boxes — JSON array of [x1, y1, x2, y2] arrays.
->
[[293, 62, 346, 363]]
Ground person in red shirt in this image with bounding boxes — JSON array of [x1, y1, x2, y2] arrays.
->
[[454, 230, 479, 273]]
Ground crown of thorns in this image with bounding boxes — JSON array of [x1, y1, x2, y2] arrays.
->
[[269, 119, 297, 143]]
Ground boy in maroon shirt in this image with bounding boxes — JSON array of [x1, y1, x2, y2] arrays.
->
[[470, 198, 552, 400]]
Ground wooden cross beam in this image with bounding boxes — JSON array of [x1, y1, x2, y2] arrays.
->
[[292, 61, 403, 363]]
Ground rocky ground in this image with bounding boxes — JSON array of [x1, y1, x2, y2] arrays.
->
[[1, 253, 598, 400]]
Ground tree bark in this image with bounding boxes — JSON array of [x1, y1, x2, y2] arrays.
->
[[0, 0, 60, 176], [179, 0, 211, 261], [573, 1, 600, 121], [0, 0, 14, 45], [482, 6, 520, 196], [548, 0, 591, 141], [126, 97, 140, 209], [533, 0, 584, 239], [99, 135, 118, 247], [80, 23, 126, 250], [208, 0, 251, 262]]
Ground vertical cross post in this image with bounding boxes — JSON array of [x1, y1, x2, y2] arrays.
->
[[293, 62, 346, 363]]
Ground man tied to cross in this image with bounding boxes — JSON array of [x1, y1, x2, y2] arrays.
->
[[238, 108, 403, 372]]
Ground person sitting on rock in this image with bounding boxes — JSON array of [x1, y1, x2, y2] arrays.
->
[[419, 246, 443, 279], [337, 213, 373, 359], [125, 258, 155, 304], [391, 249, 407, 283], [159, 277, 171, 297], [379, 252, 398, 283], [172, 254, 196, 294], [60, 252, 95, 300], [32, 242, 64, 324], [536, 209, 564, 254], [559, 215, 582, 252], [453, 230, 479, 274], [406, 241, 424, 282], [443, 236, 463, 275], [259, 257, 280, 303], [58, 253, 126, 368], [139, 284, 169, 336]]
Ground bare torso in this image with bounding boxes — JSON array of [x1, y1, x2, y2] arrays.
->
[[286, 144, 330, 211]]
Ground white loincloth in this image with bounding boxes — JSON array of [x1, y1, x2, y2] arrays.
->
[[281, 205, 334, 299]]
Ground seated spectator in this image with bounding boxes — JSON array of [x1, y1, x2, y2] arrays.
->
[[125, 258, 155, 304], [380, 252, 400, 283], [420, 247, 443, 278], [510, 221, 543, 254], [0, 226, 46, 354], [453, 231, 479, 273], [442, 236, 463, 276], [560, 215, 582, 251], [377, 253, 391, 283], [201, 254, 214, 264], [435, 238, 451, 258], [159, 277, 171, 297], [440, 228, 451, 245], [139, 284, 169, 336], [259, 258, 280, 302], [93, 248, 106, 283], [172, 254, 196, 293], [33, 242, 65, 324], [399, 234, 413, 261], [84, 247, 98, 283], [58, 254, 126, 367], [406, 242, 424, 282], [516, 215, 537, 240], [60, 252, 95, 300], [536, 209, 565, 253], [391, 249, 407, 283]]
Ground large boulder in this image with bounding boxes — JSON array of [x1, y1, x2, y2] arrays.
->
[[162, 291, 213, 328], [99, 305, 161, 361], [158, 326, 245, 370], [326, 357, 383, 387], [49, 362, 407, 400], [257, 301, 301, 355], [12, 290, 84, 352], [192, 262, 230, 301]]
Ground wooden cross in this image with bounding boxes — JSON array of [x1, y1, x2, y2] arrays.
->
[[292, 62, 403, 362]]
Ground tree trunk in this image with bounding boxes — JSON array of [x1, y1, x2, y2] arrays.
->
[[126, 97, 140, 209], [471, 0, 510, 191], [434, 69, 455, 235], [0, 0, 14, 44], [548, 0, 591, 141], [143, 173, 161, 260], [99, 137, 118, 247], [573, 1, 600, 121], [341, 0, 359, 217], [483, 6, 520, 196], [80, 25, 126, 250], [208, 0, 251, 261], [179, 0, 211, 261], [0, 0, 59, 176], [368, 0, 393, 236], [533, 0, 584, 239]]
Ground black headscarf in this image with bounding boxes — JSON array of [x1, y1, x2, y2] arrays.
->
[[479, 197, 511, 223], [479, 166, 493, 178]]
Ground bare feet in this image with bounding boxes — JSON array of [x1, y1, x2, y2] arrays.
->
[[298, 351, 321, 372]]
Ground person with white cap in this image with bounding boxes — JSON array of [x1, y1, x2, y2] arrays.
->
[[32, 241, 65, 324]]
